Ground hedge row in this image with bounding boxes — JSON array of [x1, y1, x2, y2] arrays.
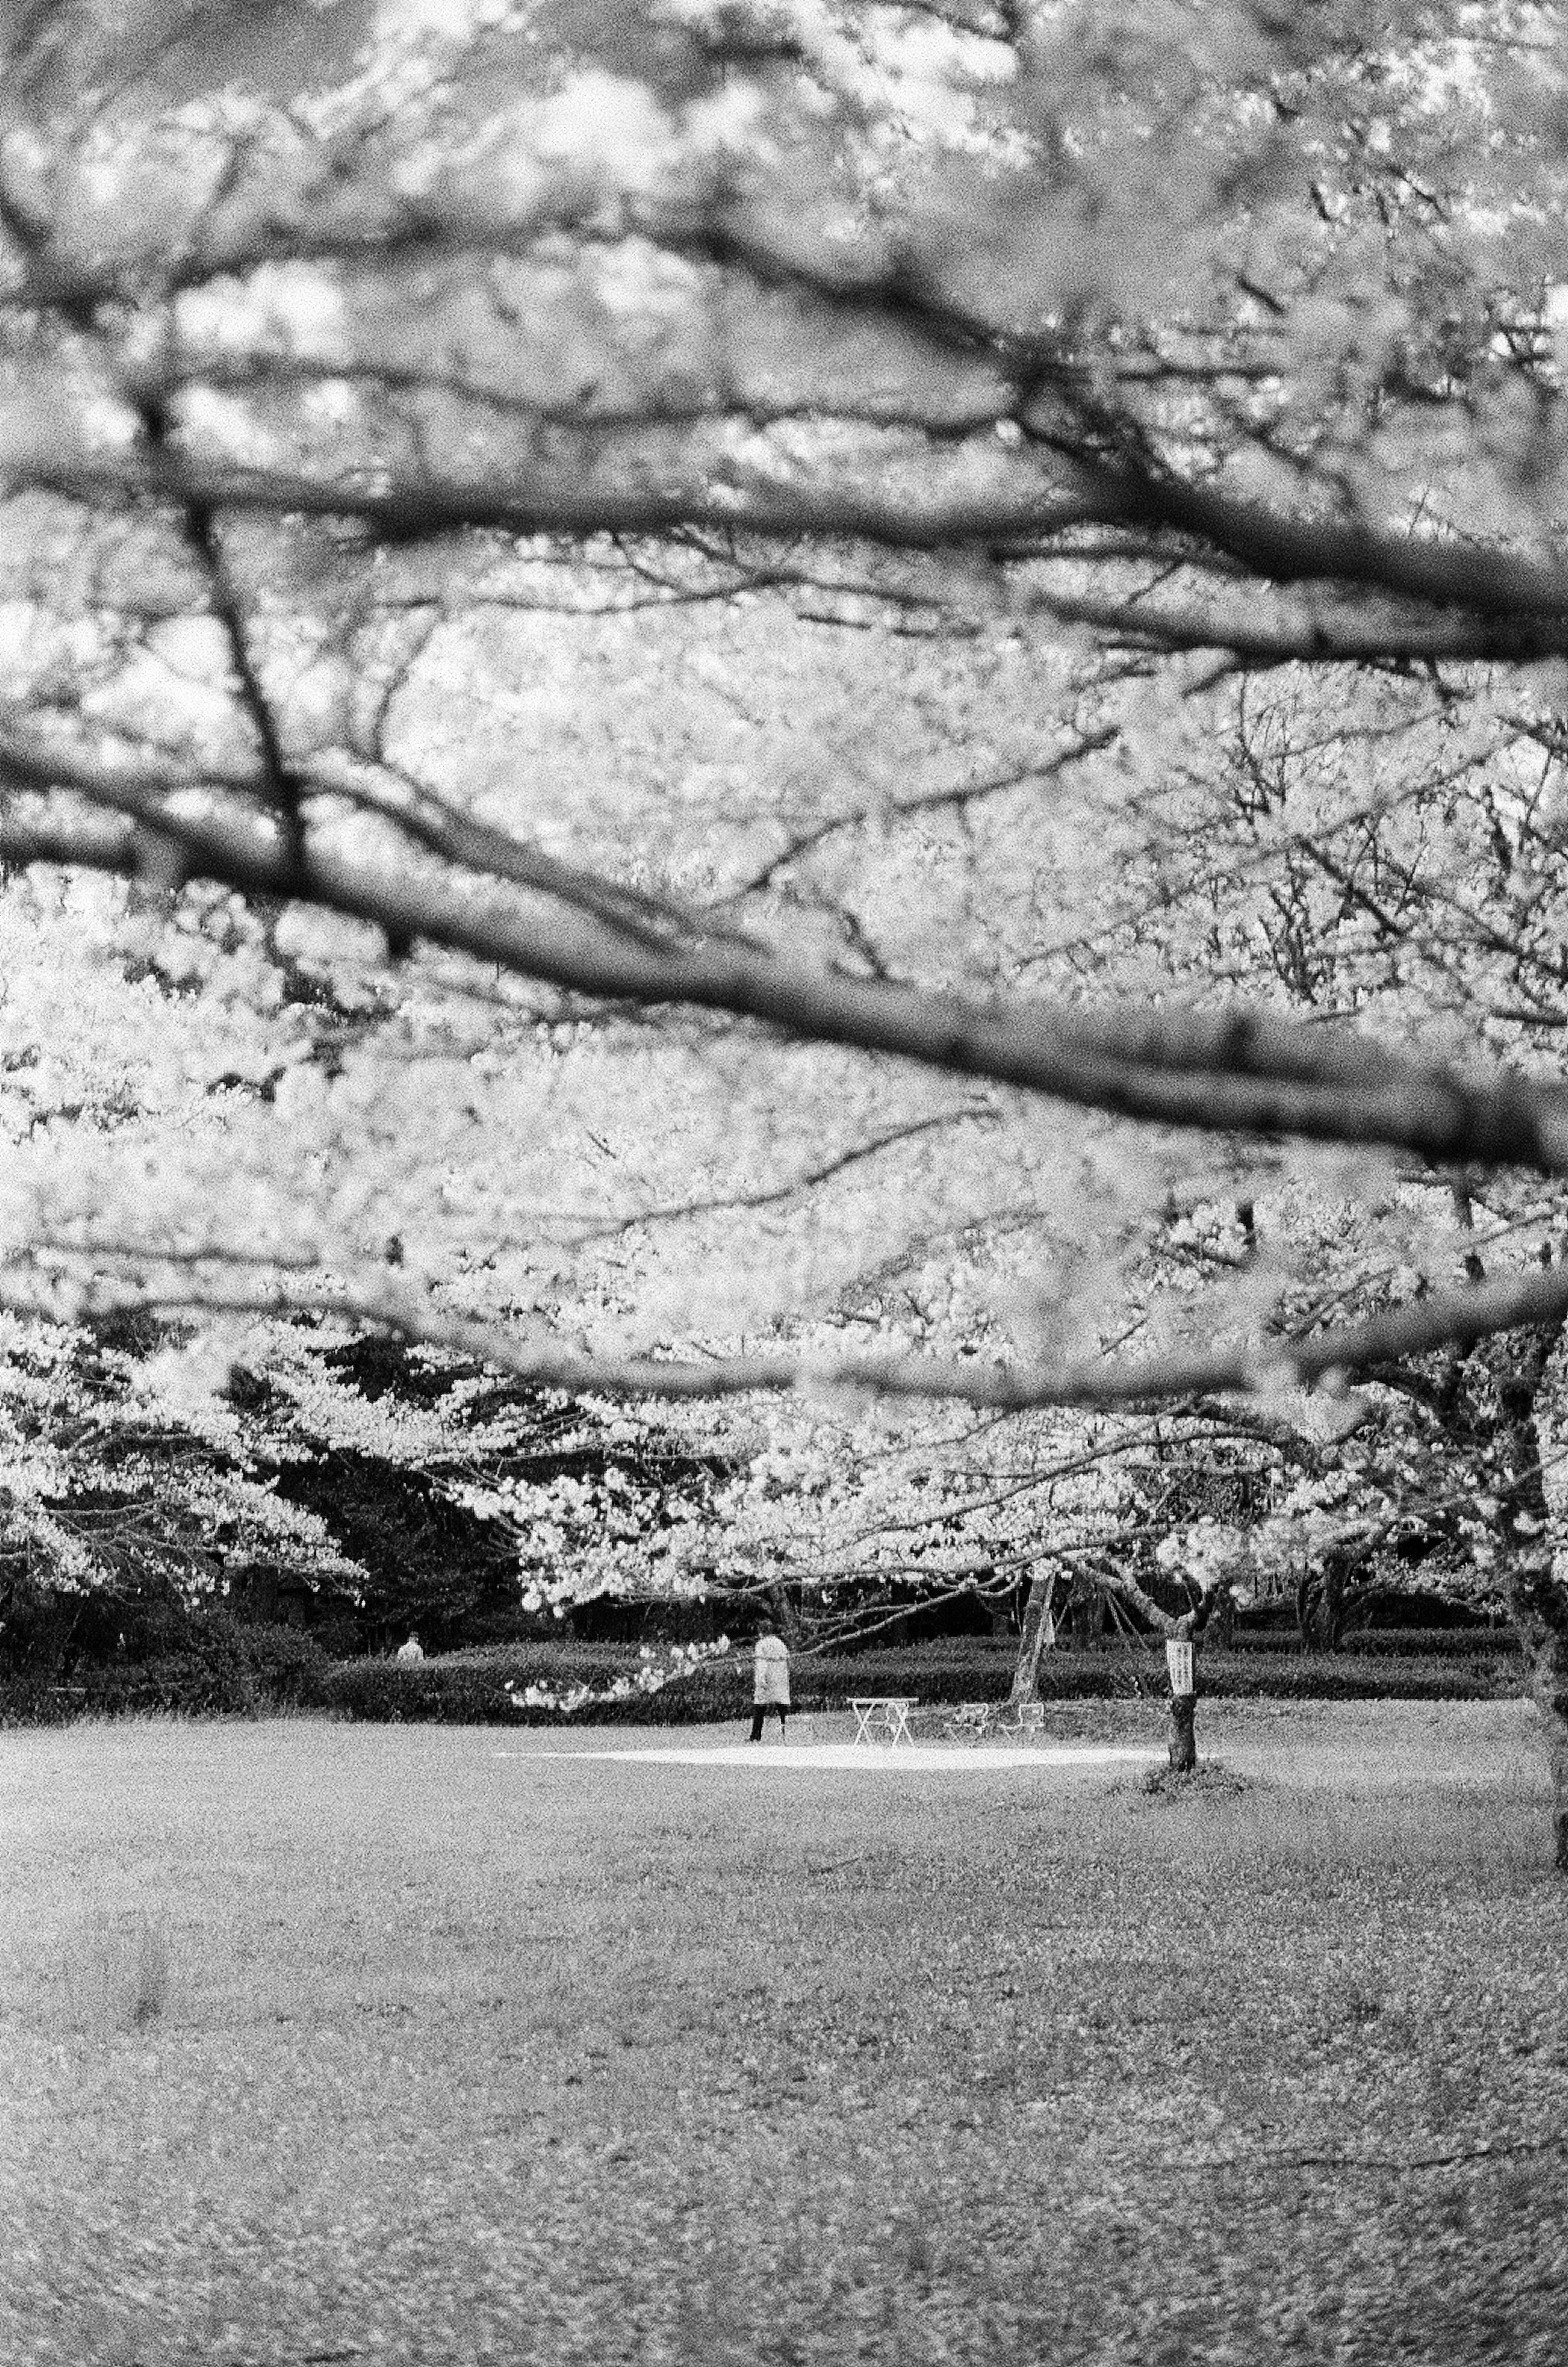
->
[[1, 1629, 1530, 1727], [1224, 1625, 1523, 1659], [0, 1623, 332, 1725], [1194, 1653, 1519, 1703], [319, 1640, 1526, 1725]]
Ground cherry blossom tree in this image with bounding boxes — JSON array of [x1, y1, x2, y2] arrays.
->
[[7, 0, 1568, 1828]]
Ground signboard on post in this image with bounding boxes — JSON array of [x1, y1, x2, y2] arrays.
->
[[1165, 1639, 1195, 1698]]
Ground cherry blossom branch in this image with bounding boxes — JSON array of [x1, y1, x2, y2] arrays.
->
[[17, 451, 1100, 558], [6, 1247, 1568, 1414], [304, 753, 748, 955], [550, 1109, 991, 1244], [1010, 583, 1568, 666], [731, 726, 1123, 896], [2, 795, 1566, 1172], [25, 435, 1568, 662]]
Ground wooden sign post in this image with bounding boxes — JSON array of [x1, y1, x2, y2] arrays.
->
[[1165, 1636, 1198, 1773]]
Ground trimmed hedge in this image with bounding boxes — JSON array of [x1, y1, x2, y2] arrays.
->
[[0, 1625, 1531, 1727], [234, 1623, 335, 1708], [813, 1642, 1527, 1707], [320, 1636, 1528, 1726], [320, 1643, 1031, 1728], [0, 1652, 254, 1724], [323, 1646, 742, 1727], [1193, 1652, 1518, 1703], [0, 1622, 333, 1725], [1227, 1625, 1523, 1660]]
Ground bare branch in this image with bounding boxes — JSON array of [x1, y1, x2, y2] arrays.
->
[[555, 1108, 993, 1243], [731, 724, 1122, 896]]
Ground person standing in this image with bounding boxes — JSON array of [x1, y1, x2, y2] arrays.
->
[[749, 1623, 791, 1741], [395, 1631, 425, 1664]]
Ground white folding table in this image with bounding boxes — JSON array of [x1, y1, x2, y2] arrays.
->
[[850, 1695, 918, 1747]]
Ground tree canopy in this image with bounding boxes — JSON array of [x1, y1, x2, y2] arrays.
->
[[7, 2, 1568, 1727]]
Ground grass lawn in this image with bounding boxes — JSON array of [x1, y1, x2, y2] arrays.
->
[[4, 1697, 1568, 2367]]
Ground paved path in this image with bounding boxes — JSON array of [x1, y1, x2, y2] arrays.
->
[[494, 1743, 1164, 1771]]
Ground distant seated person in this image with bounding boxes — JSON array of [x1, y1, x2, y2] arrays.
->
[[395, 1631, 425, 1664]]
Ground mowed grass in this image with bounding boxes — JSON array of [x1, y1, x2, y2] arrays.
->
[[3, 1699, 1568, 2367]]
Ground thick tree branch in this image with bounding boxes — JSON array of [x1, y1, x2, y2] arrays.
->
[[16, 452, 1098, 557], [9, 1248, 1568, 1414], [2, 796, 1566, 1170]]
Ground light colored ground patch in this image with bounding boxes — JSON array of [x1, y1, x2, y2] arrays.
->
[[502, 1742, 1165, 1769]]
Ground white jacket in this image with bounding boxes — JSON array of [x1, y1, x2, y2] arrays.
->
[[753, 1634, 791, 1705]]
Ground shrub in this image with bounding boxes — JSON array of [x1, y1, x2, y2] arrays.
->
[[74, 1645, 254, 1718], [819, 1646, 1520, 1705], [236, 1623, 333, 1710], [1196, 1650, 1515, 1702], [804, 1647, 1033, 1707], [322, 1645, 737, 1726], [1229, 1625, 1523, 1660], [0, 1679, 81, 1727], [1334, 1627, 1525, 1661], [0, 1614, 331, 1722], [0, 1625, 1528, 1727], [323, 1637, 1522, 1726]]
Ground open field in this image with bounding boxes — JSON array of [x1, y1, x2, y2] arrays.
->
[[4, 1699, 1568, 2366]]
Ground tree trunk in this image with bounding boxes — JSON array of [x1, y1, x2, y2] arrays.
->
[[1164, 1605, 1210, 1774], [1167, 1689, 1197, 1773], [766, 1582, 802, 1649], [1297, 1553, 1352, 1650], [1508, 1563, 1568, 1870], [1498, 1291, 1568, 1871], [1069, 1578, 1106, 1649], [1085, 1570, 1221, 1773], [1009, 1573, 1056, 1703], [1526, 1636, 1568, 1872]]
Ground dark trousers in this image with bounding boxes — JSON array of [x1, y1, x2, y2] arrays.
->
[[749, 1704, 788, 1741]]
